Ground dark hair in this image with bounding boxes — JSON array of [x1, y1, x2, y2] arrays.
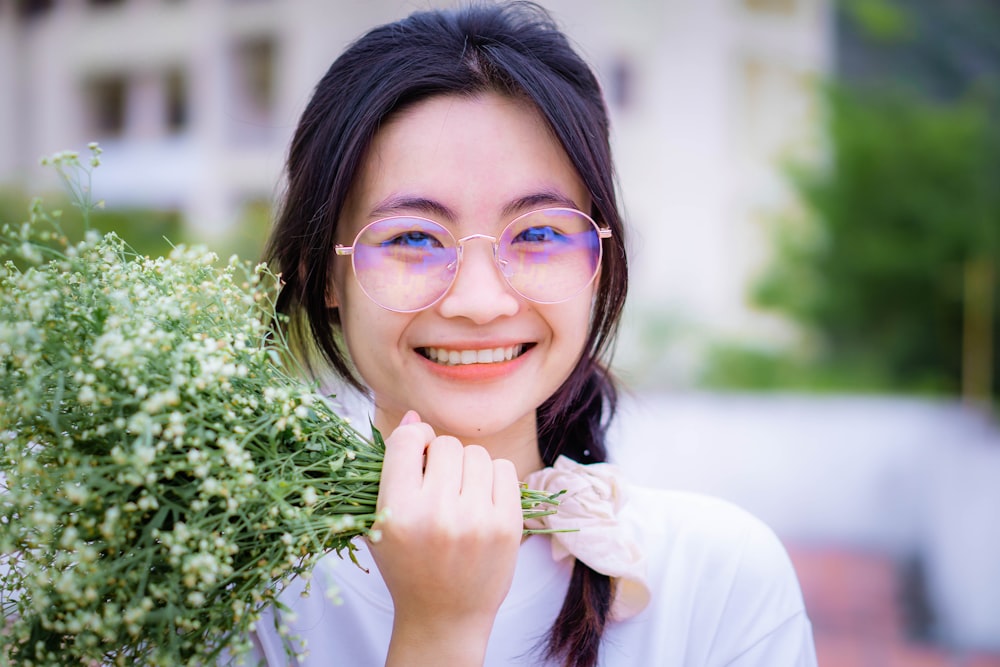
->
[[264, 3, 628, 665]]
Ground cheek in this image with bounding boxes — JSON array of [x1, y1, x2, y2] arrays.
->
[[338, 313, 380, 389], [552, 294, 595, 358], [338, 299, 405, 379]]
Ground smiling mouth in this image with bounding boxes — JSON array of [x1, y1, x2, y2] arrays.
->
[[418, 344, 532, 366]]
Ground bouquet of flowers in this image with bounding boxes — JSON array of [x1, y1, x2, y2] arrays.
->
[[0, 147, 558, 666]]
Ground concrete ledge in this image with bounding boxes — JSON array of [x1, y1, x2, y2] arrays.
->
[[609, 392, 1000, 651]]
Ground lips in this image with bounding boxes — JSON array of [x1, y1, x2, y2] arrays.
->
[[418, 344, 531, 366]]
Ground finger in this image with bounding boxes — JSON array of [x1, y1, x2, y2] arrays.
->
[[379, 419, 436, 506], [491, 458, 522, 524], [422, 435, 464, 495], [459, 444, 494, 499]]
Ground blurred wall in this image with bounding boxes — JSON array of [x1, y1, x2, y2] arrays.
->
[[0, 0, 831, 383]]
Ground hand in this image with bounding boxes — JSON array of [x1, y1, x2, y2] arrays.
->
[[369, 411, 523, 666]]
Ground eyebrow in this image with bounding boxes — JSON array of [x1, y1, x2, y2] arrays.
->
[[500, 190, 582, 218], [368, 189, 583, 222], [369, 195, 456, 221]]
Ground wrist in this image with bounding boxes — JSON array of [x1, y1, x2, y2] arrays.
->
[[385, 612, 495, 667]]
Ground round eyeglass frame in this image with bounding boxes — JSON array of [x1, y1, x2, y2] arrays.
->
[[334, 206, 613, 313]]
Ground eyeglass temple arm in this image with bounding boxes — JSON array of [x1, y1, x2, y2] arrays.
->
[[598, 228, 613, 239], [334, 245, 354, 256]]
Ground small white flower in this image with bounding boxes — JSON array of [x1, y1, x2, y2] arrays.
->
[[133, 443, 156, 468], [78, 386, 97, 404], [137, 494, 158, 511], [19, 242, 42, 263], [142, 389, 179, 414], [63, 483, 89, 505], [201, 478, 221, 496], [28, 299, 47, 322], [100, 506, 121, 539], [59, 526, 79, 550]]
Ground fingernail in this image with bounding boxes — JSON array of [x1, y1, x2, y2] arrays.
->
[[400, 410, 420, 426]]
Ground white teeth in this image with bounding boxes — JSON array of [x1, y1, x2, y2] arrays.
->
[[424, 345, 524, 366]]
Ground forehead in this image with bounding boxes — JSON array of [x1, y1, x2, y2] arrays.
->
[[343, 92, 589, 231]]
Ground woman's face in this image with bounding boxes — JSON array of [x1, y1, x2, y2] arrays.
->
[[332, 92, 594, 469]]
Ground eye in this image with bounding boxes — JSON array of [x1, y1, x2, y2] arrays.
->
[[512, 225, 566, 244], [380, 231, 444, 249]]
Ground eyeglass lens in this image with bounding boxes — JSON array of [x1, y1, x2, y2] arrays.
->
[[349, 208, 603, 312]]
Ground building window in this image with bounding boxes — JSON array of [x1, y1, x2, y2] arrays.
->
[[84, 74, 128, 137], [16, 0, 55, 21], [238, 36, 276, 117], [229, 35, 277, 141], [165, 68, 189, 134]]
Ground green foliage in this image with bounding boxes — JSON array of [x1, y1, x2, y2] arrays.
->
[[207, 198, 271, 264], [0, 188, 187, 259], [747, 85, 998, 394], [707, 0, 1000, 396], [844, 0, 913, 41], [700, 340, 948, 394], [0, 187, 274, 266], [87, 206, 187, 258]]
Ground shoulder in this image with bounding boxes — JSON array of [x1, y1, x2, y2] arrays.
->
[[618, 484, 814, 661], [622, 484, 795, 576], [621, 484, 784, 560]]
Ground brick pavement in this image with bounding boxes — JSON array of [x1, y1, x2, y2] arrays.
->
[[788, 546, 1000, 667]]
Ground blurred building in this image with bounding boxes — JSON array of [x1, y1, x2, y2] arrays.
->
[[0, 0, 831, 379]]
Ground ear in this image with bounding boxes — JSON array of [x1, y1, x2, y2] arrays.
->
[[296, 255, 340, 309]]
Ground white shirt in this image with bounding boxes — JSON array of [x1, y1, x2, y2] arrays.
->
[[248, 484, 817, 666]]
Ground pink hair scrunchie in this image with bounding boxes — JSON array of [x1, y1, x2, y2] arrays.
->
[[523, 455, 651, 621]]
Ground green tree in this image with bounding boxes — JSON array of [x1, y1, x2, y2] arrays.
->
[[749, 0, 999, 399], [755, 87, 997, 395]]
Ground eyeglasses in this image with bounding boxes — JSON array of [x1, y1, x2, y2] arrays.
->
[[335, 207, 612, 313]]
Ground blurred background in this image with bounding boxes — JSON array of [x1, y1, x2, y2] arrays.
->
[[1, 0, 998, 664]]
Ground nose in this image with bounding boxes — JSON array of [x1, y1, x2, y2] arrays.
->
[[436, 236, 520, 322]]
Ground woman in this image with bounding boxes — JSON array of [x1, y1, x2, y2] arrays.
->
[[256, 3, 817, 666]]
